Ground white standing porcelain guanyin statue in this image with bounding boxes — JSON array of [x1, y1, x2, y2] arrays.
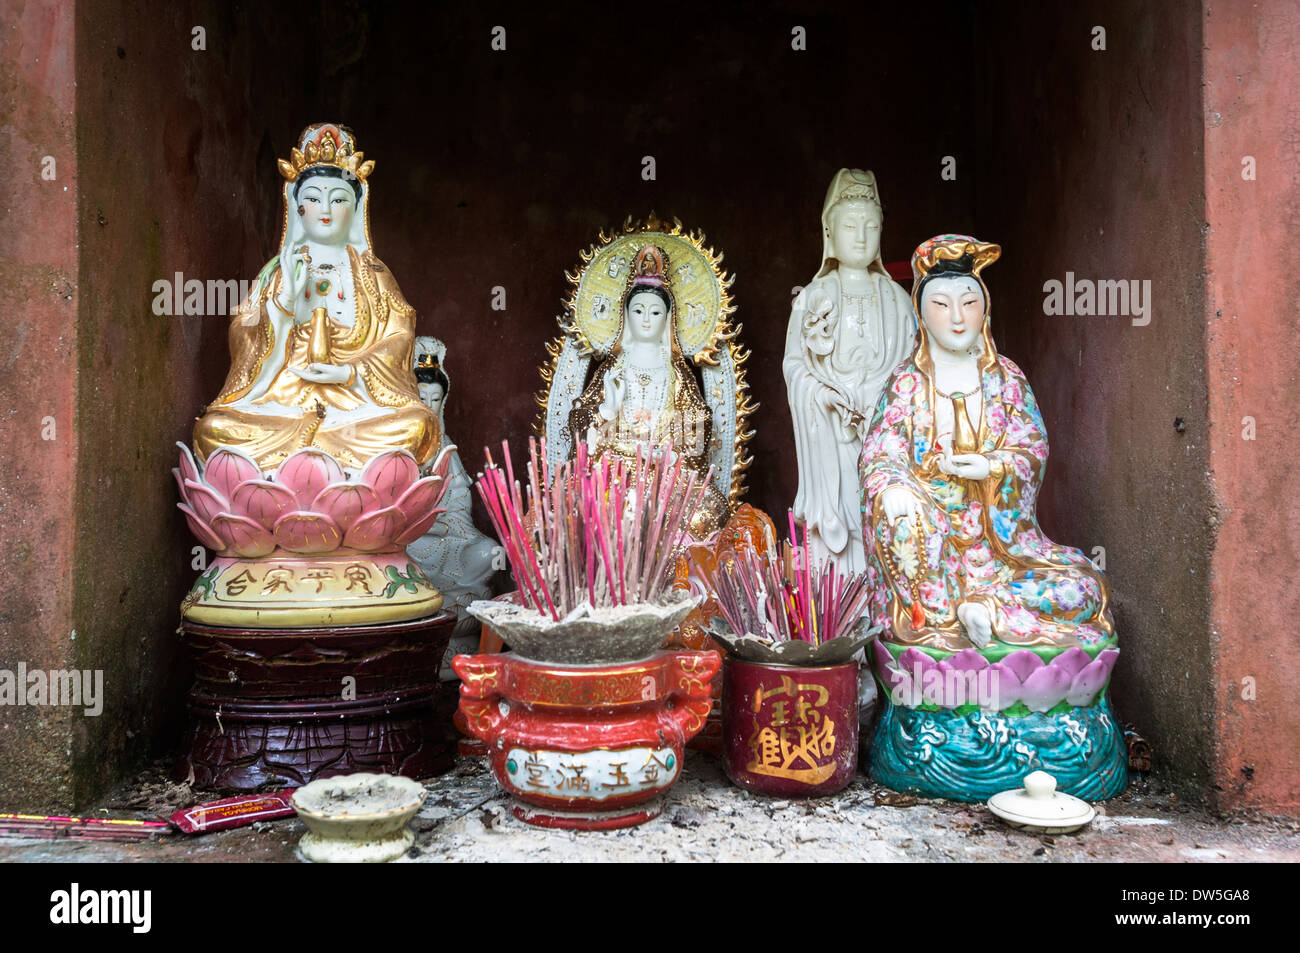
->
[[860, 234, 1126, 803], [176, 123, 452, 627], [406, 336, 503, 670], [784, 169, 916, 574]]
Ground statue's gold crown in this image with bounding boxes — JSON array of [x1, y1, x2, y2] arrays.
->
[[278, 122, 374, 184], [628, 244, 670, 289]]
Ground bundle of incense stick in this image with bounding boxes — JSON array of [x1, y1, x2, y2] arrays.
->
[[475, 438, 712, 621], [0, 813, 169, 842], [707, 513, 871, 647]]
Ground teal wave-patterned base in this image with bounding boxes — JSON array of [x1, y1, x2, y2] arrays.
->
[[868, 694, 1128, 802]]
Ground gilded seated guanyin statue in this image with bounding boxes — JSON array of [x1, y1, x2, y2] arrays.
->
[[193, 125, 437, 471], [176, 124, 450, 627], [860, 234, 1126, 802]]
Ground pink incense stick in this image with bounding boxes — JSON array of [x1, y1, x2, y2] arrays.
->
[[477, 440, 701, 616]]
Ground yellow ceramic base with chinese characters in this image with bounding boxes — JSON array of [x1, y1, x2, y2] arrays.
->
[[181, 551, 443, 628]]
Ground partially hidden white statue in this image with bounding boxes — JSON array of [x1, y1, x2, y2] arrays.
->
[[407, 336, 503, 671], [784, 169, 916, 573]]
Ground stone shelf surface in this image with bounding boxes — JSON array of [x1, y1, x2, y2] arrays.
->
[[2, 757, 1297, 863]]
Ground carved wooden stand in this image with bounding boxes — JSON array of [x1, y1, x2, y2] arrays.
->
[[178, 613, 457, 790]]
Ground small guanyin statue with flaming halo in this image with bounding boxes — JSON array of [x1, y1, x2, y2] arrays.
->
[[537, 216, 756, 542]]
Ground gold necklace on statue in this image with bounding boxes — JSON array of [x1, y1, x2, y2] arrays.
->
[[306, 259, 348, 301], [625, 359, 668, 412]]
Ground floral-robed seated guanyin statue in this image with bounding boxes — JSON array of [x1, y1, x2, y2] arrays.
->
[[176, 124, 452, 627], [859, 234, 1126, 802]]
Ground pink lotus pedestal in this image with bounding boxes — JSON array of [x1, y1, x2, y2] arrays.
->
[[173, 443, 461, 788], [176, 444, 452, 628]]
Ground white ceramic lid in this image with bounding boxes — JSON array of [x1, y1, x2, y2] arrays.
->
[[987, 771, 1096, 830]]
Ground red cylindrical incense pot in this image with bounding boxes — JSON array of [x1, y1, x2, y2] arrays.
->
[[722, 656, 859, 797]]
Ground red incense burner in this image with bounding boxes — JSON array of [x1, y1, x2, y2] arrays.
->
[[722, 657, 859, 797], [453, 650, 720, 830]]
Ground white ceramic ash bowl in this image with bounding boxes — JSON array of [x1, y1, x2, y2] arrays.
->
[[291, 773, 428, 863]]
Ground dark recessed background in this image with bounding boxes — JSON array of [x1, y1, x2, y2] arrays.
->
[[202, 2, 980, 522]]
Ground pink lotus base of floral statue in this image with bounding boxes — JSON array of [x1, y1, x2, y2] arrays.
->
[[176, 443, 452, 627]]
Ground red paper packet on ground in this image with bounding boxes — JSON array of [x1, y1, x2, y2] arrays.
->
[[169, 790, 297, 834]]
